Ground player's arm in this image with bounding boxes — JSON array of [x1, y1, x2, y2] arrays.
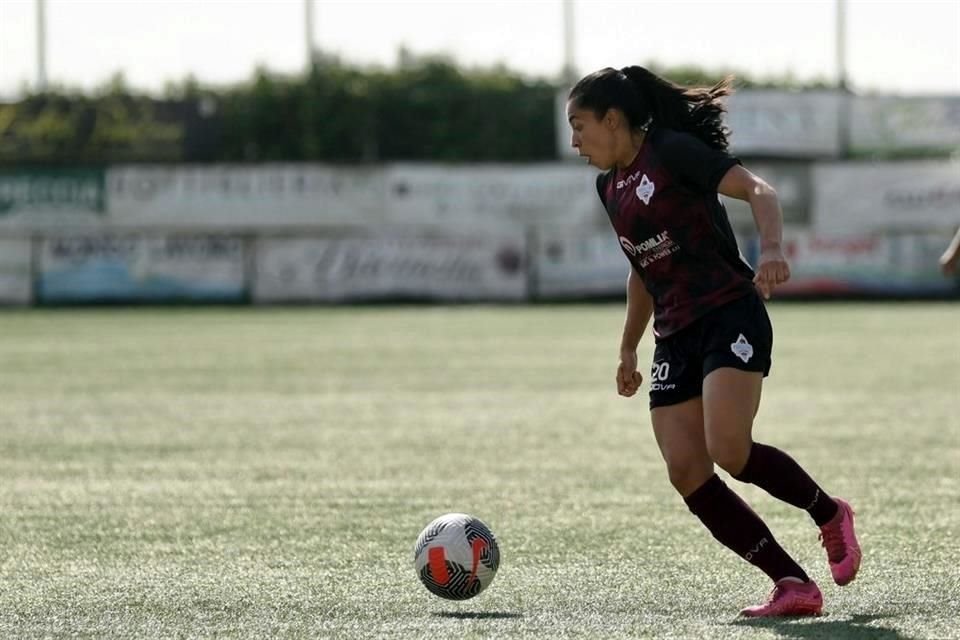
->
[[939, 226, 960, 276], [617, 267, 653, 397], [718, 165, 790, 299]]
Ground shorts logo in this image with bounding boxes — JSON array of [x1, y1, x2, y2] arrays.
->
[[635, 174, 655, 205], [650, 361, 675, 391], [731, 334, 754, 363]]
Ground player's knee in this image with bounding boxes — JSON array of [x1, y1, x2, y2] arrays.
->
[[664, 457, 712, 496], [705, 435, 750, 476]]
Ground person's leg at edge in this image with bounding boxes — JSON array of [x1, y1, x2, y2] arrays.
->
[[650, 397, 821, 616], [702, 367, 861, 588]]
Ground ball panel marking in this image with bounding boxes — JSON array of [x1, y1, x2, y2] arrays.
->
[[413, 513, 500, 600]]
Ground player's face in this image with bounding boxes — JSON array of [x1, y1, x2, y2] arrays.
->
[[566, 102, 616, 170]]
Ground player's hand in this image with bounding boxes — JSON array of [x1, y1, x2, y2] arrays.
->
[[940, 251, 959, 276], [753, 245, 790, 300], [616, 351, 643, 397]]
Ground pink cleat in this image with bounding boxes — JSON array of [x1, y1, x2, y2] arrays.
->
[[819, 498, 862, 586], [740, 579, 823, 617]]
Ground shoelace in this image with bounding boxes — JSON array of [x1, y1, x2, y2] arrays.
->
[[765, 581, 805, 605], [766, 585, 787, 604], [819, 524, 846, 563]]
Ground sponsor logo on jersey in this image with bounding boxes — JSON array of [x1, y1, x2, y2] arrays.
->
[[636, 231, 669, 252], [619, 230, 679, 267]]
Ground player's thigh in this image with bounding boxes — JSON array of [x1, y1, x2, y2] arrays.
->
[[702, 367, 763, 454], [700, 292, 772, 471], [650, 397, 713, 496]]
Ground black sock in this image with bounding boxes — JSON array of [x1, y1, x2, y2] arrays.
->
[[684, 474, 809, 583], [734, 442, 839, 527]]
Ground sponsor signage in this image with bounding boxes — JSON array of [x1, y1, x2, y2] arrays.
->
[[384, 164, 603, 227], [747, 229, 957, 296], [38, 233, 246, 302], [726, 91, 843, 158], [851, 96, 960, 154], [533, 230, 627, 298], [253, 230, 527, 302], [107, 165, 386, 224], [813, 161, 960, 232], [0, 169, 106, 224]]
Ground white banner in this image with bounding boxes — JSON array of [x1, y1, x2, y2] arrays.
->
[[253, 231, 527, 302], [534, 229, 627, 298], [851, 96, 960, 153], [107, 165, 386, 224], [108, 164, 606, 229], [726, 91, 842, 158], [766, 230, 958, 296], [39, 233, 246, 302], [0, 237, 33, 304], [812, 161, 960, 232], [384, 164, 603, 227]]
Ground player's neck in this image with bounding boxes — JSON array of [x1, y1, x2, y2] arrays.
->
[[615, 130, 647, 170]]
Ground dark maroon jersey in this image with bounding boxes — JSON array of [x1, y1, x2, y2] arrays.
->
[[597, 127, 756, 339]]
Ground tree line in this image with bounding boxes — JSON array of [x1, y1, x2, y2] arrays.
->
[[0, 55, 832, 166]]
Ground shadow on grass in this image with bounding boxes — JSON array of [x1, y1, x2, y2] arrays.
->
[[731, 613, 919, 640], [433, 611, 523, 620]]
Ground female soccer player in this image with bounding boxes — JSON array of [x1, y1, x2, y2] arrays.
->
[[566, 67, 861, 617]]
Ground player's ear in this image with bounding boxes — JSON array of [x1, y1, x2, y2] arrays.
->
[[604, 108, 622, 131]]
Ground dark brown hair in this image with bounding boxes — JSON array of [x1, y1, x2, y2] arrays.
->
[[568, 66, 733, 151]]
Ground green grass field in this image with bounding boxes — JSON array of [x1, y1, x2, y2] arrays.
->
[[1, 303, 958, 639]]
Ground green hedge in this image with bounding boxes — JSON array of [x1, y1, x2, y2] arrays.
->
[[0, 58, 830, 165]]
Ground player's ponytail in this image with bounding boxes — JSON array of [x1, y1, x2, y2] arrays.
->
[[568, 66, 733, 151]]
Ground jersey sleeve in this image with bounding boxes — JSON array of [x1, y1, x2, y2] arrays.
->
[[655, 130, 741, 193]]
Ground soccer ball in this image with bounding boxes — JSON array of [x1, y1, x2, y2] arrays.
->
[[413, 513, 500, 600]]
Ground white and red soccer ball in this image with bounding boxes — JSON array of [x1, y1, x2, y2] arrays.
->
[[413, 513, 500, 600]]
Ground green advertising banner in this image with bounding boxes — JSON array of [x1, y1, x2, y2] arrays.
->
[[0, 169, 106, 217]]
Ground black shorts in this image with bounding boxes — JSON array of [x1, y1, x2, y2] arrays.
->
[[649, 292, 773, 409]]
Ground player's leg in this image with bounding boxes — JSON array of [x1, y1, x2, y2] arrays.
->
[[703, 367, 861, 587], [650, 396, 712, 496], [649, 330, 818, 609], [653, 395, 812, 583], [651, 398, 821, 616], [701, 292, 861, 587], [702, 367, 838, 524]]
